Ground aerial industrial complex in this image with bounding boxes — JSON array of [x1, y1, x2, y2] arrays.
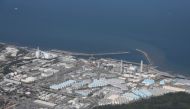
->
[[0, 42, 190, 109]]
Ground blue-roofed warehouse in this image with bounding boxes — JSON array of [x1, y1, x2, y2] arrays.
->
[[142, 79, 155, 86]]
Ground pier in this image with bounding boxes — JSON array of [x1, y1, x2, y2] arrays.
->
[[69, 51, 129, 56], [136, 49, 152, 65], [51, 50, 129, 56], [51, 49, 152, 66]]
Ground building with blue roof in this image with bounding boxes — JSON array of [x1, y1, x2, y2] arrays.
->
[[160, 80, 165, 85], [50, 80, 76, 90], [139, 89, 152, 97], [132, 90, 146, 98], [142, 79, 155, 86], [123, 92, 140, 101], [88, 78, 108, 88]]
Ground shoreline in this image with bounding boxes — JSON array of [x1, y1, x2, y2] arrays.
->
[[0, 42, 189, 79], [0, 41, 185, 75]]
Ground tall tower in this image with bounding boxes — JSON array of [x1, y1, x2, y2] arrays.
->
[[35, 46, 40, 59], [140, 60, 143, 73], [97, 61, 100, 68], [120, 60, 123, 73]]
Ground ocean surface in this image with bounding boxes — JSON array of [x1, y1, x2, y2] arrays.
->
[[0, 0, 190, 74]]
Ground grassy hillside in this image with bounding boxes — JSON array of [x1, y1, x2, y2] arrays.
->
[[94, 92, 190, 109]]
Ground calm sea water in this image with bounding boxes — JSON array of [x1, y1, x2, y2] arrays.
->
[[0, 0, 190, 74]]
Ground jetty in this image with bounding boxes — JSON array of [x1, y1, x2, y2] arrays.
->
[[51, 50, 129, 56], [69, 51, 129, 56], [136, 49, 152, 65]]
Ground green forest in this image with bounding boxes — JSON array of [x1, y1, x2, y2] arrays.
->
[[94, 92, 190, 109]]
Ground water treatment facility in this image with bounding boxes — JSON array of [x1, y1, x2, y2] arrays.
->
[[0, 42, 190, 109]]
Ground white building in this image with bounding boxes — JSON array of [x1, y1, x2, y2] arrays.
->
[[35, 47, 57, 59], [21, 77, 37, 83], [163, 86, 186, 92]]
